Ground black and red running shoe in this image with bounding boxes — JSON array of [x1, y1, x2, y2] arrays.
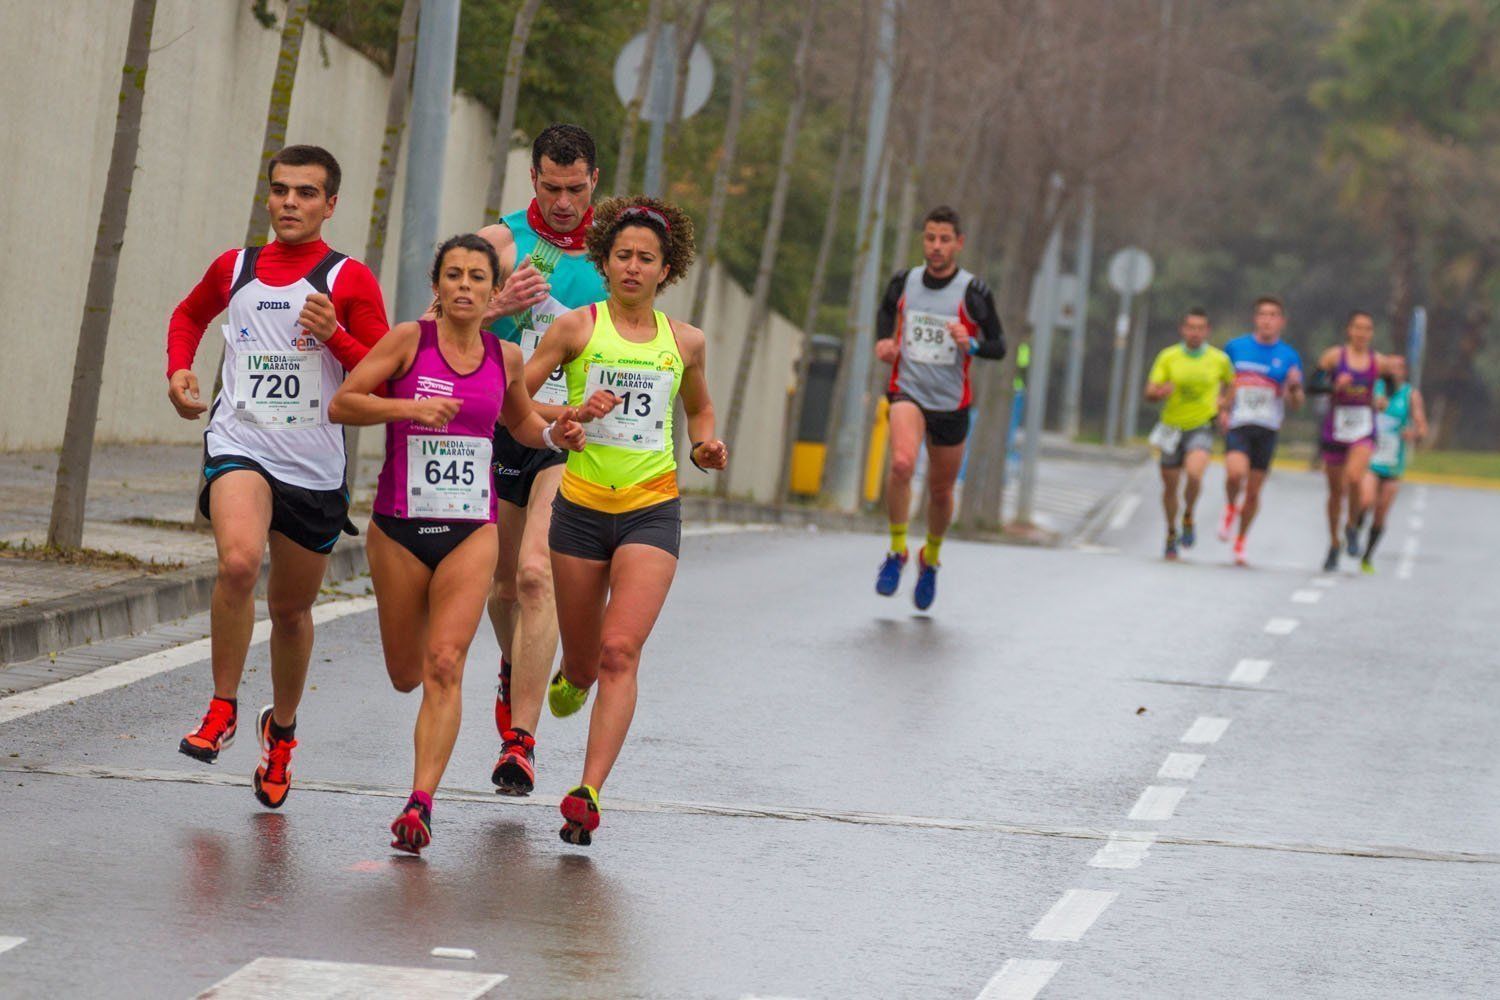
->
[[179, 697, 237, 763], [390, 792, 433, 855], [559, 784, 600, 846], [494, 657, 512, 736], [491, 728, 536, 796]]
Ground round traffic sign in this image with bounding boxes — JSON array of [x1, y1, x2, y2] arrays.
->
[[613, 30, 714, 123], [1107, 247, 1154, 295]]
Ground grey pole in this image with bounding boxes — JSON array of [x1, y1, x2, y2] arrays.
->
[[1122, 297, 1151, 441], [641, 23, 678, 197], [1061, 185, 1095, 439], [394, 0, 460, 325], [1014, 175, 1065, 526], [1103, 290, 1134, 447], [825, 0, 896, 510]]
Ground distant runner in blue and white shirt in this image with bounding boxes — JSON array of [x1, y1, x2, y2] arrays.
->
[[1217, 295, 1304, 566]]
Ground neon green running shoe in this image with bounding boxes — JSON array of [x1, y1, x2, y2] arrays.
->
[[1361, 559, 1376, 575], [548, 668, 589, 718]]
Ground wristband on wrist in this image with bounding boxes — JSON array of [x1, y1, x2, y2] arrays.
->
[[690, 441, 708, 472], [542, 422, 563, 453], [967, 338, 980, 356]]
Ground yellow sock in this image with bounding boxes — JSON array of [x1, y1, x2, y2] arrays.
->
[[889, 522, 908, 555], [923, 534, 944, 565]]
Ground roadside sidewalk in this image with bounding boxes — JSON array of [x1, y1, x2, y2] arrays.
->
[[0, 440, 1145, 665]]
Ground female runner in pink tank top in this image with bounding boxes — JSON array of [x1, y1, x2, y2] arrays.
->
[[331, 234, 583, 854]]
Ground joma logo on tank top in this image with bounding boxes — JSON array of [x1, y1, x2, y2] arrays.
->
[[257, 300, 291, 311]]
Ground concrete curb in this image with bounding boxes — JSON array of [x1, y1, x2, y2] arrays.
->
[[0, 540, 369, 666]]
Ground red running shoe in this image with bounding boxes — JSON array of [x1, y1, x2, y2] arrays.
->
[[391, 791, 433, 855], [559, 784, 600, 846], [179, 697, 237, 763], [252, 706, 297, 809], [491, 728, 536, 796]]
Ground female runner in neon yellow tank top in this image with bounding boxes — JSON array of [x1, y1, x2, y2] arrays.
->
[[525, 196, 728, 845]]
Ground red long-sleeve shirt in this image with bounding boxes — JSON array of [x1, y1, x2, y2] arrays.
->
[[166, 239, 389, 378]]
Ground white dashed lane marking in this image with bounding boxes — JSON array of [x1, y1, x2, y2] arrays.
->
[[1291, 589, 1322, 604], [0, 937, 24, 957], [976, 959, 1062, 1000], [1158, 752, 1205, 780], [1181, 716, 1232, 744], [1264, 617, 1299, 635], [1029, 890, 1118, 942], [1089, 831, 1157, 869], [1229, 658, 1272, 685], [1128, 785, 1187, 821]]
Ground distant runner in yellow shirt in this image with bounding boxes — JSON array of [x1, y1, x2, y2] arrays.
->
[[1144, 308, 1234, 560]]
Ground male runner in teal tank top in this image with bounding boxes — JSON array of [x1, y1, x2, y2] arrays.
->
[[477, 124, 606, 796]]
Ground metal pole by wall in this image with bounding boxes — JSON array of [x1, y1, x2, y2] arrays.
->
[[1122, 297, 1151, 441], [1061, 185, 1094, 439], [824, 0, 895, 510], [641, 23, 678, 197], [1103, 291, 1134, 447], [394, 0, 460, 325], [1014, 175, 1065, 526]]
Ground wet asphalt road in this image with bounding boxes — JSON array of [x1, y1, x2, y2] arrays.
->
[[0, 466, 1497, 999]]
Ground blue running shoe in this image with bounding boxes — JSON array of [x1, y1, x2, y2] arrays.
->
[[913, 550, 938, 610], [1180, 517, 1196, 548], [875, 550, 908, 596]]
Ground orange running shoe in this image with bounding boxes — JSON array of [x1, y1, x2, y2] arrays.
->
[[178, 697, 237, 763], [252, 705, 297, 809], [1233, 535, 1248, 566], [1217, 503, 1239, 542]]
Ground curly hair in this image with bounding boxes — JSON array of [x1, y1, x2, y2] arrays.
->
[[586, 196, 696, 290]]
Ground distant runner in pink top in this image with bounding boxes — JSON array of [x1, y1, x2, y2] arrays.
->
[[330, 234, 584, 856]]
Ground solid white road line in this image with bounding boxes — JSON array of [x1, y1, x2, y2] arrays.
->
[[0, 937, 24, 957], [1158, 752, 1206, 780], [1264, 617, 1299, 635], [1290, 589, 1322, 604], [1089, 831, 1158, 870], [976, 959, 1063, 1000], [0, 597, 377, 727], [194, 957, 504, 1000], [1109, 492, 1142, 531], [1181, 716, 1232, 744], [1228, 658, 1272, 685], [682, 523, 779, 537], [1029, 890, 1118, 942], [1128, 786, 1187, 822]]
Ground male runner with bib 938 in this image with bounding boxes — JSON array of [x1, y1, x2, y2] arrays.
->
[[476, 124, 606, 797], [1218, 296, 1304, 566], [166, 146, 389, 808], [330, 235, 584, 854], [873, 206, 1005, 610]]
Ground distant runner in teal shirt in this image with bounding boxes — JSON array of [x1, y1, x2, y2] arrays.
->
[[1355, 357, 1427, 573]]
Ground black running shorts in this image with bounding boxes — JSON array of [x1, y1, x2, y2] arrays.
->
[[199, 453, 352, 553], [549, 494, 681, 562], [1224, 425, 1279, 472], [492, 425, 566, 507], [887, 392, 971, 447]]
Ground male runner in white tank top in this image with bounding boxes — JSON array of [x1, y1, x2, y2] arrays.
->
[[166, 145, 389, 809]]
